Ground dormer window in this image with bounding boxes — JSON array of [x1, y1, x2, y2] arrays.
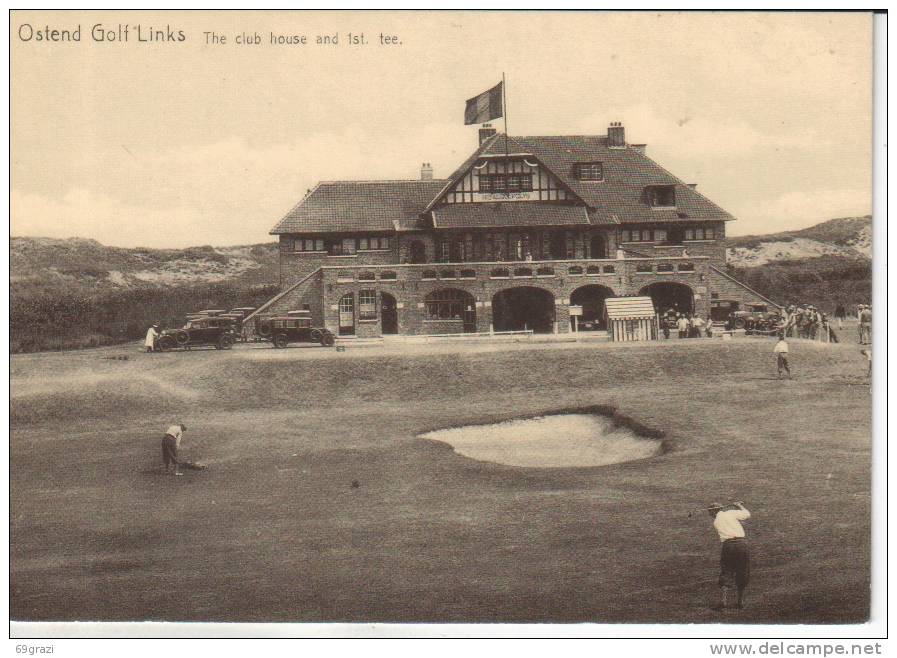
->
[[479, 173, 533, 193], [576, 162, 604, 181], [646, 185, 676, 207]]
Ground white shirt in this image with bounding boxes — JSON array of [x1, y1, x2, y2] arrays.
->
[[692, 317, 705, 328], [676, 318, 688, 330], [166, 425, 183, 445], [713, 508, 751, 542], [773, 340, 789, 354], [145, 327, 159, 347]]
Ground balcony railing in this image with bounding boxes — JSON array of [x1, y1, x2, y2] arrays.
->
[[321, 256, 710, 285]]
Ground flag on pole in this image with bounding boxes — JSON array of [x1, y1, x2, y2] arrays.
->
[[464, 81, 504, 125]]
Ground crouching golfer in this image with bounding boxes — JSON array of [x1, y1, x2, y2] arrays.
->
[[162, 423, 186, 476], [708, 501, 751, 609]]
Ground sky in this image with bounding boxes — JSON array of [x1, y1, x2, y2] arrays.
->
[[11, 10, 873, 248]]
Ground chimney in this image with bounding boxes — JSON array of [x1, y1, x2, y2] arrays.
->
[[479, 123, 497, 146], [608, 122, 626, 148], [630, 143, 646, 155], [420, 162, 433, 180]]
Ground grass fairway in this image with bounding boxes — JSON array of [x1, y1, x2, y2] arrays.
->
[[10, 337, 871, 624]]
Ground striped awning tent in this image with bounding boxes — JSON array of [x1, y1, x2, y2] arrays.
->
[[603, 296, 659, 342]]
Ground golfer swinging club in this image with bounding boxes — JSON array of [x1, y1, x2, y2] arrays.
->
[[708, 500, 751, 610]]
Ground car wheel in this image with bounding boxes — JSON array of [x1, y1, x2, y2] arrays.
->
[[257, 320, 272, 337], [219, 334, 235, 350], [310, 329, 323, 343], [273, 334, 289, 349], [175, 330, 190, 345], [733, 318, 746, 330], [157, 336, 176, 352], [321, 333, 335, 347]]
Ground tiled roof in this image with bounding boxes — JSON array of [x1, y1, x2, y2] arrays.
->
[[477, 135, 734, 225], [270, 180, 448, 234], [270, 132, 734, 235], [433, 203, 590, 229]]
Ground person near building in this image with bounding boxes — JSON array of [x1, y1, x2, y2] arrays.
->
[[162, 423, 187, 476], [692, 315, 705, 337], [859, 304, 872, 345], [708, 501, 752, 610], [145, 324, 160, 353], [834, 302, 846, 330], [774, 333, 791, 379], [676, 314, 689, 339]]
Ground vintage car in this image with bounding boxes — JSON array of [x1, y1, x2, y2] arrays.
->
[[156, 316, 239, 351], [728, 310, 783, 334], [257, 315, 336, 348]]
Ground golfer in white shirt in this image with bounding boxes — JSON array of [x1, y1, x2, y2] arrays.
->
[[162, 423, 186, 475], [773, 334, 791, 379], [708, 501, 751, 610]]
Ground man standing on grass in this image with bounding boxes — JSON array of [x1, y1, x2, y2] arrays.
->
[[774, 333, 791, 379], [162, 423, 187, 476], [708, 501, 751, 610], [145, 324, 160, 352]]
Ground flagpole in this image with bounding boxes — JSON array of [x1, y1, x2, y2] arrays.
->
[[502, 72, 509, 165]]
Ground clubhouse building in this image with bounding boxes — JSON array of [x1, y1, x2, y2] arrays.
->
[[250, 123, 776, 337]]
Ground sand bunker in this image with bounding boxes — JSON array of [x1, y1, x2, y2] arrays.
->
[[421, 413, 662, 468]]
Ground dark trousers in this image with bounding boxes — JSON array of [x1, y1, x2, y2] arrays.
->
[[162, 434, 179, 468], [777, 354, 790, 375], [719, 538, 750, 590]]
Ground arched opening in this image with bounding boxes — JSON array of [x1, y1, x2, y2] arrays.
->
[[409, 240, 427, 264], [338, 293, 355, 336], [639, 282, 694, 317], [492, 286, 556, 333], [570, 284, 614, 331], [589, 235, 607, 259], [381, 292, 398, 335], [425, 288, 477, 333]]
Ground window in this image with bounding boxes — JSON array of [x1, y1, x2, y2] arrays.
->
[[490, 267, 510, 278], [439, 269, 457, 280], [380, 270, 397, 281], [646, 185, 676, 207], [513, 267, 533, 277], [620, 230, 631, 243], [636, 263, 653, 273], [657, 263, 674, 272], [459, 269, 477, 279], [425, 289, 471, 320], [654, 229, 667, 243], [568, 265, 584, 276], [357, 271, 376, 282], [536, 267, 555, 277], [358, 290, 377, 320], [602, 265, 615, 274], [341, 238, 357, 255], [685, 229, 695, 241], [369, 236, 391, 250], [295, 238, 324, 252], [694, 228, 704, 240], [586, 265, 601, 275], [622, 229, 653, 243], [642, 229, 653, 242], [479, 174, 533, 193], [358, 237, 369, 251], [422, 269, 437, 280], [705, 227, 715, 240], [577, 162, 604, 181], [336, 270, 354, 282], [678, 263, 695, 272]]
